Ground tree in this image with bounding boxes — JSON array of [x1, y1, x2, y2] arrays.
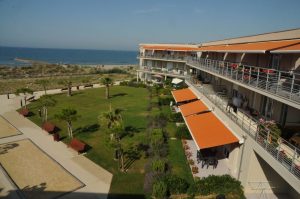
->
[[100, 77, 113, 99], [59, 78, 72, 96], [99, 106, 125, 171], [55, 108, 80, 138], [15, 88, 33, 109], [35, 79, 49, 95], [38, 95, 56, 122]]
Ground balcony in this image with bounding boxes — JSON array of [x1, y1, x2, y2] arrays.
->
[[138, 54, 189, 62], [137, 66, 189, 79], [138, 54, 300, 108], [185, 79, 300, 181], [187, 58, 300, 109]]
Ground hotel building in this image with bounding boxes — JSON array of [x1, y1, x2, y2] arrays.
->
[[137, 28, 300, 198]]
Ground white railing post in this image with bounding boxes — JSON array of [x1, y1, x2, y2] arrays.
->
[[290, 74, 295, 99], [256, 69, 260, 87], [266, 70, 269, 90], [276, 71, 281, 94], [249, 66, 252, 85], [242, 65, 245, 82]]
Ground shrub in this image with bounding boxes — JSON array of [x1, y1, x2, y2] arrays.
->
[[153, 180, 167, 199], [158, 96, 173, 106], [169, 112, 184, 122], [192, 166, 199, 174], [188, 175, 245, 198], [188, 159, 195, 166], [164, 175, 189, 194], [152, 159, 166, 173], [175, 125, 192, 140]]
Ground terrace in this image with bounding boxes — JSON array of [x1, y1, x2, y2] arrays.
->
[[184, 79, 300, 180]]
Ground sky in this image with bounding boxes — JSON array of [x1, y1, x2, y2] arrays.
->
[[0, 0, 300, 51]]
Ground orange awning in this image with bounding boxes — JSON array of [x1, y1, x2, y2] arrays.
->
[[179, 100, 208, 117], [171, 88, 197, 103], [198, 40, 300, 53], [185, 112, 239, 149], [270, 43, 300, 53], [141, 45, 200, 51]]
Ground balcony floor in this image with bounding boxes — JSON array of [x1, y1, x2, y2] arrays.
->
[[186, 140, 232, 178]]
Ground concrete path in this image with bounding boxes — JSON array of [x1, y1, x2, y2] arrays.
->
[[0, 88, 113, 199]]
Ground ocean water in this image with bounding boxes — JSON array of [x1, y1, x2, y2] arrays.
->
[[0, 46, 138, 66]]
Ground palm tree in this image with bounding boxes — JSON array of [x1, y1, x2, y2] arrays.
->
[[55, 108, 80, 138], [59, 79, 72, 96], [38, 95, 56, 122], [100, 77, 113, 99], [35, 79, 49, 95], [99, 106, 125, 171], [15, 88, 33, 109], [100, 106, 123, 131]]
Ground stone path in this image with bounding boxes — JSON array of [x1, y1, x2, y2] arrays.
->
[[0, 88, 113, 199]]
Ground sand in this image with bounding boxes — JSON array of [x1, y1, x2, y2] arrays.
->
[[0, 139, 83, 199], [0, 116, 20, 138]]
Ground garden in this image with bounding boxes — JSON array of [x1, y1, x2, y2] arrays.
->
[[24, 78, 244, 199]]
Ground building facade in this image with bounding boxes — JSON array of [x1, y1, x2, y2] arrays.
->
[[137, 28, 300, 198]]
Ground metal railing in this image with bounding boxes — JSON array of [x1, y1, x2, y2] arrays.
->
[[138, 54, 190, 62], [185, 79, 300, 180], [138, 54, 300, 105], [187, 57, 300, 104], [137, 66, 188, 78]]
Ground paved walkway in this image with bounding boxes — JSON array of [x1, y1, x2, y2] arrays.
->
[[0, 88, 113, 199]]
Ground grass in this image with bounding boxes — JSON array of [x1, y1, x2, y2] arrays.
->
[[26, 85, 193, 198], [168, 139, 193, 183]]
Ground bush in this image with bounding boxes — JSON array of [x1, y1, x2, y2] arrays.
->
[[188, 159, 195, 166], [169, 112, 183, 122], [191, 166, 198, 174], [152, 159, 166, 173], [188, 175, 245, 198], [158, 96, 173, 106], [153, 180, 167, 199], [175, 125, 192, 140], [164, 175, 189, 194]]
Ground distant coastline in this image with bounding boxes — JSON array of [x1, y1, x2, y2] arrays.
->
[[0, 46, 138, 66]]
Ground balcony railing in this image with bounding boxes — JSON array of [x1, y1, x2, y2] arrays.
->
[[185, 79, 300, 180], [138, 54, 189, 61], [138, 54, 300, 105], [137, 66, 188, 78], [187, 58, 300, 105]]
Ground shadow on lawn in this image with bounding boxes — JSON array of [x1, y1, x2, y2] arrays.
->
[[111, 92, 128, 98], [74, 124, 100, 135], [120, 125, 144, 139], [124, 146, 142, 171]]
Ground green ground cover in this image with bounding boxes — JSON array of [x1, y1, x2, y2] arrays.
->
[[26, 85, 193, 198]]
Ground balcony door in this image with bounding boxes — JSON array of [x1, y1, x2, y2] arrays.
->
[[270, 54, 281, 70]]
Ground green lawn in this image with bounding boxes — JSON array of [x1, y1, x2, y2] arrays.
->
[[26, 85, 193, 198]]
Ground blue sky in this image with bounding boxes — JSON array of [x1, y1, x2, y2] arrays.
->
[[0, 0, 300, 51]]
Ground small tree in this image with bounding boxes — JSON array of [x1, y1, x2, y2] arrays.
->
[[15, 88, 33, 109], [59, 78, 72, 96], [38, 95, 56, 122], [35, 79, 49, 95], [100, 77, 113, 99], [55, 108, 80, 138], [99, 106, 125, 171]]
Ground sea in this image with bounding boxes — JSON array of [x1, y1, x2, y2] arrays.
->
[[0, 46, 138, 66]]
